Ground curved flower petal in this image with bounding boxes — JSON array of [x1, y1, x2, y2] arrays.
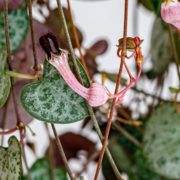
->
[[161, 0, 180, 29]]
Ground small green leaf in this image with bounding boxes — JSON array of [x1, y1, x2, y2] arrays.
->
[[151, 18, 172, 76], [21, 58, 90, 124], [169, 87, 180, 94], [143, 103, 180, 179], [0, 136, 22, 180], [102, 71, 127, 85], [23, 158, 67, 180], [0, 5, 29, 53], [53, 168, 67, 180]]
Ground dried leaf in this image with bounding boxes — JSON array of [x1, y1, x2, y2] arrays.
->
[[12, 20, 52, 74], [46, 132, 96, 168]]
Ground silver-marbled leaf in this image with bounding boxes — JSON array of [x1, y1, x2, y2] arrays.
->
[[0, 5, 29, 53], [143, 103, 180, 179], [21, 59, 90, 124], [0, 73, 11, 108], [0, 136, 22, 180]]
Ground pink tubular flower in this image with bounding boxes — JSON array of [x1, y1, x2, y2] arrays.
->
[[161, 0, 180, 29], [49, 50, 142, 107]]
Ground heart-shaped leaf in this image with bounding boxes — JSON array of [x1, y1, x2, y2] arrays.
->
[[0, 49, 11, 108], [23, 158, 67, 180], [0, 136, 22, 180], [0, 5, 29, 53], [21, 59, 90, 124], [143, 103, 180, 179]]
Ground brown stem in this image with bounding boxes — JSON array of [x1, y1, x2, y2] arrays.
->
[[0, 127, 18, 135], [0, 100, 8, 145], [66, 0, 91, 82], [55, 0, 122, 179], [168, 26, 180, 84], [94, 0, 129, 179], [56, 0, 82, 82], [77, 150, 100, 177], [3, 1, 31, 179], [3, 0, 11, 63], [21, 141, 32, 180], [50, 124, 75, 180], [27, 0, 38, 72], [115, 116, 142, 126], [112, 122, 143, 148]]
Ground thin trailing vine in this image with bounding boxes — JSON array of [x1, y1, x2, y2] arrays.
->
[[66, 0, 91, 82], [27, 0, 38, 72], [55, 0, 122, 179], [112, 122, 143, 148], [168, 25, 180, 84], [3, 0, 31, 179], [3, 0, 11, 64], [51, 124, 75, 180], [95, 0, 129, 179]]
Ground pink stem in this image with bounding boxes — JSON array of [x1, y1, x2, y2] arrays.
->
[[126, 51, 136, 59], [109, 67, 142, 105], [0, 127, 18, 135]]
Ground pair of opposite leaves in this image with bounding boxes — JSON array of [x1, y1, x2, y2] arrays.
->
[[21, 50, 141, 124]]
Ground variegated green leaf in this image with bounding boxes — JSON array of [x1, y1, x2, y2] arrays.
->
[[0, 48, 6, 75], [21, 59, 90, 124], [23, 158, 67, 180], [143, 103, 180, 179], [0, 5, 29, 53], [0, 136, 22, 180], [0, 73, 11, 108]]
